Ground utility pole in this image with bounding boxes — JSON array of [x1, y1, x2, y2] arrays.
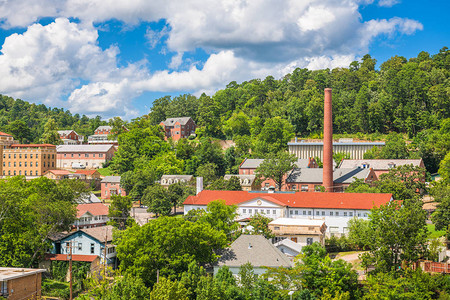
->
[[68, 241, 73, 300], [103, 229, 108, 276]]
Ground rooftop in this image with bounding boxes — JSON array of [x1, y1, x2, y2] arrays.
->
[[240, 158, 314, 169], [288, 141, 385, 146], [73, 169, 100, 175], [0, 267, 46, 281], [45, 169, 73, 175], [269, 218, 325, 226], [273, 239, 303, 254], [10, 144, 56, 148], [57, 144, 115, 152], [0, 131, 12, 137], [46, 254, 98, 262], [338, 159, 423, 169], [101, 176, 121, 183], [184, 190, 392, 210], [80, 225, 114, 243], [77, 203, 109, 218], [217, 235, 293, 268], [286, 168, 373, 184], [161, 117, 193, 126]]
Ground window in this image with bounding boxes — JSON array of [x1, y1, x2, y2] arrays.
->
[[308, 211, 311, 215], [78, 243, 82, 251], [90, 243, 95, 254], [330, 211, 334, 216], [243, 209, 246, 213], [85, 154, 89, 157], [1, 280, 7, 295], [316, 211, 320, 215], [99, 154, 103, 157], [249, 209, 252, 214], [364, 213, 368, 217], [71, 154, 74, 157], [24, 162, 27, 167], [30, 154, 33, 158], [322, 211, 325, 216], [344, 212, 347, 216], [357, 213, 361, 217], [294, 210, 298, 215], [35, 171, 38, 176], [292, 185, 297, 190], [25, 154, 27, 158], [43, 154, 46, 159], [336, 212, 339, 216], [64, 154, 67, 157], [266, 210, 270, 214], [306, 238, 313, 245], [36, 154, 38, 158], [273, 210, 276, 215], [274, 226, 280, 230], [301, 185, 308, 192], [93, 154, 95, 158], [19, 171, 21, 175]]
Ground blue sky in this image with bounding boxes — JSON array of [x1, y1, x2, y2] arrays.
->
[[0, 0, 448, 120]]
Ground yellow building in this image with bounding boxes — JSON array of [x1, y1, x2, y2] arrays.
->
[[2, 144, 57, 178]]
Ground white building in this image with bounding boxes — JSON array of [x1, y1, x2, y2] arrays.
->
[[184, 190, 392, 235]]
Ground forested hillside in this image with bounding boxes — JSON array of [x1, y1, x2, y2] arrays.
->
[[0, 95, 106, 143], [149, 48, 449, 138]]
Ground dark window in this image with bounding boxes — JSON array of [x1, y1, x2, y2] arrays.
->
[[90, 243, 95, 254]]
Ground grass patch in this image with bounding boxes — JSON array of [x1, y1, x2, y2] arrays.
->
[[97, 167, 115, 176], [427, 224, 446, 239], [42, 279, 70, 299]]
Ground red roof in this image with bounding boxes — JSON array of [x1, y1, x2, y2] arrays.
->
[[10, 144, 56, 148], [45, 169, 73, 175], [184, 190, 392, 210], [46, 254, 98, 262], [0, 131, 12, 136], [74, 170, 99, 175], [77, 203, 109, 218]]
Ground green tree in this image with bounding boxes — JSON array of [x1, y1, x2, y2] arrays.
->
[[347, 217, 371, 250], [108, 116, 128, 139], [253, 117, 295, 154], [361, 199, 428, 272], [116, 216, 227, 286], [108, 195, 134, 230], [438, 151, 450, 182], [201, 200, 239, 240], [6, 120, 32, 143], [168, 182, 195, 214], [255, 151, 297, 191], [40, 118, 62, 145], [180, 261, 206, 299], [149, 277, 189, 300], [141, 184, 172, 216], [431, 182, 450, 238], [197, 162, 219, 184], [246, 214, 274, 239]]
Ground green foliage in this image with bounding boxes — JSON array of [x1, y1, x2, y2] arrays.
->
[[141, 184, 172, 216], [298, 243, 359, 299], [431, 182, 450, 238], [180, 261, 206, 299], [346, 217, 371, 250], [246, 214, 274, 239], [255, 151, 297, 191], [200, 200, 239, 240], [115, 216, 227, 286], [361, 199, 428, 272], [149, 277, 189, 300], [42, 279, 70, 299], [207, 176, 242, 191], [108, 195, 134, 230], [40, 117, 63, 145], [0, 177, 85, 267]]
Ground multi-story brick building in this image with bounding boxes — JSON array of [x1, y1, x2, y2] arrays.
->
[[101, 176, 127, 200], [2, 144, 56, 178], [88, 126, 118, 145], [160, 117, 196, 141], [58, 130, 84, 145], [56, 145, 116, 169]]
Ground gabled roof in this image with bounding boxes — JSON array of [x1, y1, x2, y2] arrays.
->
[[161, 117, 193, 126], [57, 144, 114, 152], [338, 159, 424, 170], [10, 144, 55, 148], [286, 168, 372, 184], [0, 131, 12, 136], [74, 169, 100, 176], [80, 225, 114, 243], [77, 203, 109, 218], [95, 125, 112, 131], [44, 169, 73, 176], [184, 190, 392, 210], [76, 192, 102, 204], [273, 239, 303, 254], [224, 174, 256, 186], [161, 175, 194, 181], [240, 158, 314, 169], [216, 235, 293, 268], [101, 176, 121, 183], [269, 218, 325, 226], [58, 130, 75, 135]]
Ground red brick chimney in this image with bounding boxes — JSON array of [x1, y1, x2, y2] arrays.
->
[[323, 88, 333, 192]]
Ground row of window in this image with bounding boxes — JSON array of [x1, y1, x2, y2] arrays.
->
[[63, 153, 104, 158], [3, 153, 53, 159], [289, 209, 368, 218], [3, 161, 54, 167], [3, 170, 39, 176], [242, 208, 278, 215]]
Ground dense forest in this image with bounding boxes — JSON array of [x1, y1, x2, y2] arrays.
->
[[0, 95, 106, 143]]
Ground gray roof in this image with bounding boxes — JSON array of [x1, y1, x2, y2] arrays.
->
[[81, 225, 114, 243], [161, 175, 194, 180], [95, 125, 112, 131], [161, 117, 193, 126], [338, 159, 423, 170], [274, 239, 303, 254], [217, 235, 293, 268], [224, 174, 256, 186], [240, 158, 312, 169], [288, 141, 385, 146], [58, 130, 74, 135], [76, 192, 102, 204], [57, 144, 114, 153], [101, 176, 121, 183], [286, 168, 372, 184]]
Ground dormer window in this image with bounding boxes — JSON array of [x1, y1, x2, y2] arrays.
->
[[362, 163, 369, 168], [388, 162, 396, 169]]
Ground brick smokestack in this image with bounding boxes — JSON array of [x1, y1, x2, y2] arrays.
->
[[323, 88, 333, 192]]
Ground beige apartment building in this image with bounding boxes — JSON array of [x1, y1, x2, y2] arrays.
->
[[2, 144, 56, 178]]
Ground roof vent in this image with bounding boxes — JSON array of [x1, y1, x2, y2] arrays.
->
[[248, 243, 252, 249]]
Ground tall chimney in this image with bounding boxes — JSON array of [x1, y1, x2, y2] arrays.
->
[[196, 177, 203, 195], [323, 88, 333, 192]]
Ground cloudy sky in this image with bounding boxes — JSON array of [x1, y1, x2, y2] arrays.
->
[[0, 0, 448, 119]]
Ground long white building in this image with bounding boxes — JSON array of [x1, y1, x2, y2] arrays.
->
[[184, 190, 393, 235]]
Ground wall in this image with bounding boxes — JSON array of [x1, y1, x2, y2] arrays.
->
[[6, 273, 42, 300], [101, 182, 126, 200], [57, 148, 115, 169], [276, 244, 300, 257], [288, 143, 384, 160], [2, 146, 56, 178]]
